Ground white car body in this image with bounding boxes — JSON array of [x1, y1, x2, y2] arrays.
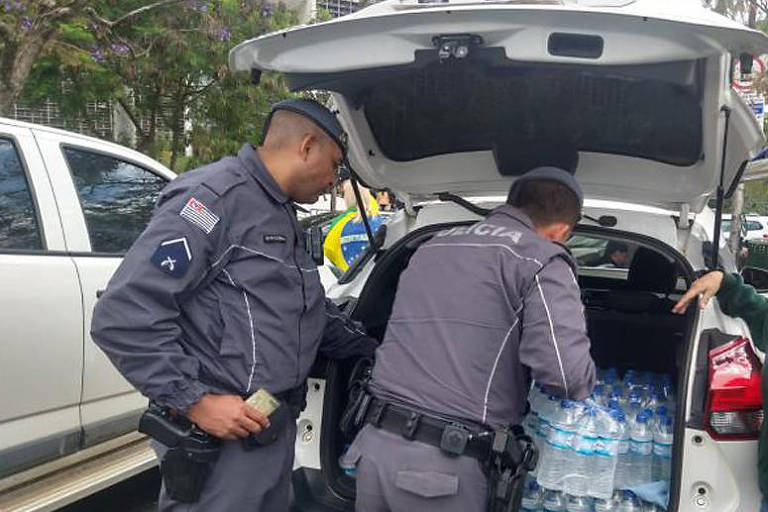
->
[[232, 1, 768, 511], [0, 118, 174, 509], [744, 215, 768, 241]]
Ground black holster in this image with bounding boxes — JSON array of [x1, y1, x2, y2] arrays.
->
[[339, 357, 374, 436], [139, 405, 221, 503], [486, 430, 537, 512]]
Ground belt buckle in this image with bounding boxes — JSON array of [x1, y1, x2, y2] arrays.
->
[[440, 423, 470, 457], [402, 411, 421, 440]]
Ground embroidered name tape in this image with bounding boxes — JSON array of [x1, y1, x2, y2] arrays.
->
[[180, 197, 219, 234], [264, 234, 287, 244], [151, 237, 192, 278]]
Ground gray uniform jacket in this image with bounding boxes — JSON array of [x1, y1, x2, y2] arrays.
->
[[91, 144, 377, 413], [370, 205, 595, 429]]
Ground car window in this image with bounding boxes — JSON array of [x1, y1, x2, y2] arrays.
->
[[746, 220, 763, 231], [568, 234, 634, 272], [722, 219, 732, 232], [0, 138, 43, 250], [63, 147, 167, 254]]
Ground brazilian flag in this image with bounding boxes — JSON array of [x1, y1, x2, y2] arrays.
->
[[324, 198, 383, 276]]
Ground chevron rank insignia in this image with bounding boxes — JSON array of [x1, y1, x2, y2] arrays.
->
[[151, 237, 192, 278]]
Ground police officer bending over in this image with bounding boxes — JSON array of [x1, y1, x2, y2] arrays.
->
[[345, 166, 596, 512], [91, 99, 378, 512]]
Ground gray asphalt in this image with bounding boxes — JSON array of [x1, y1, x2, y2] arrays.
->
[[59, 468, 160, 512]]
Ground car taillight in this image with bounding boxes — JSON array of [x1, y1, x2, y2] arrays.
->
[[706, 337, 764, 440], [763, 234, 768, 239]]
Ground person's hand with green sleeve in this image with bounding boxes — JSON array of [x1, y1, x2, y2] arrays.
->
[[673, 270, 768, 351]]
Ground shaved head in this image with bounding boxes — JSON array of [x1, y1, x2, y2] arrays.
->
[[262, 110, 334, 152], [257, 108, 344, 204]]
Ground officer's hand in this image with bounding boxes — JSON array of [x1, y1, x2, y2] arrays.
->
[[672, 271, 724, 314], [186, 394, 271, 440]]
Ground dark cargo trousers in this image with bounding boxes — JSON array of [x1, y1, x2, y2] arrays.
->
[[349, 425, 489, 512], [151, 422, 296, 512]]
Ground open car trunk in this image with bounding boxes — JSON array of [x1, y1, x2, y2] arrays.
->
[[301, 222, 697, 510]]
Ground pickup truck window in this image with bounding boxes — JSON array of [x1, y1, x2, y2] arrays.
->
[[63, 147, 167, 254], [0, 138, 43, 250]]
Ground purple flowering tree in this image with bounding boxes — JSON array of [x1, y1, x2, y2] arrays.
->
[[0, 0, 190, 114]]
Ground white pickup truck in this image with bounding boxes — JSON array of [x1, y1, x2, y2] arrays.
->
[[0, 117, 176, 511]]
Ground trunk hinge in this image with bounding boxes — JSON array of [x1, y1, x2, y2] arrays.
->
[[402, 194, 418, 217]]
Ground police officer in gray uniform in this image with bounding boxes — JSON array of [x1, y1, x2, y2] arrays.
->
[[91, 99, 377, 512], [346, 166, 596, 512]]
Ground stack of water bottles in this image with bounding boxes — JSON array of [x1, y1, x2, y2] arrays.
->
[[523, 367, 676, 511]]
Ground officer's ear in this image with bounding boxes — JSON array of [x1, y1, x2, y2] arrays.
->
[[536, 222, 572, 243], [298, 133, 320, 163]]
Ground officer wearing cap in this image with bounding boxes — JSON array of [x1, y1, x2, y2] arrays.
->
[[345, 165, 596, 511], [91, 99, 377, 511]]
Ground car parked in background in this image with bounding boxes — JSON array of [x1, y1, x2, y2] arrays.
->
[[0, 117, 173, 510], [744, 215, 768, 241]]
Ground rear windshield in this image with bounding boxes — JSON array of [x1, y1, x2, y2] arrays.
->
[[290, 54, 703, 172]]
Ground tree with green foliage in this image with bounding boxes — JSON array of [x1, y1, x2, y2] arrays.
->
[[0, 0, 193, 114], [16, 0, 297, 171]]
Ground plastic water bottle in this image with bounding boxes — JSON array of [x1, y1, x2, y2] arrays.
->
[[623, 372, 639, 391], [627, 388, 644, 409], [628, 413, 653, 486], [647, 390, 666, 411], [661, 375, 676, 412], [538, 396, 560, 440], [536, 395, 560, 471], [660, 374, 674, 400], [624, 401, 642, 430], [611, 409, 630, 490], [642, 409, 654, 429], [338, 444, 357, 477], [609, 385, 625, 409], [538, 401, 578, 491], [592, 383, 608, 406], [652, 416, 674, 482], [594, 496, 618, 512], [522, 477, 543, 512], [543, 489, 567, 512], [617, 491, 642, 512], [642, 502, 664, 512], [653, 406, 668, 429], [525, 388, 541, 457], [564, 408, 597, 497], [566, 494, 593, 512], [589, 408, 619, 500]]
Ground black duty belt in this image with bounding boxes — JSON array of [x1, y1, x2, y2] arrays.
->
[[365, 398, 496, 460]]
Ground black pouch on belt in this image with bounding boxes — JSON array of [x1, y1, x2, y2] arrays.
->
[[160, 429, 221, 503], [241, 401, 290, 450]]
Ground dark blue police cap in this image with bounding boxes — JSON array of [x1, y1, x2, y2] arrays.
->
[[507, 166, 583, 209], [266, 98, 348, 156]]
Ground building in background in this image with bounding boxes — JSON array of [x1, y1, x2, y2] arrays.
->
[[5, 0, 374, 143]]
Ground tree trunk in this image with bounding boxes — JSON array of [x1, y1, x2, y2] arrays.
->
[[0, 30, 53, 115], [169, 82, 186, 172]]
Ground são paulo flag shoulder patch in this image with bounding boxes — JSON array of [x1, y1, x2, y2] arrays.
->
[[180, 197, 220, 235]]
